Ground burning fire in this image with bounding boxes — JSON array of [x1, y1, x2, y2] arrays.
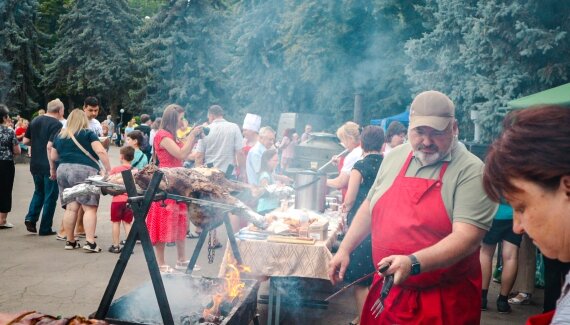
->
[[202, 259, 251, 318]]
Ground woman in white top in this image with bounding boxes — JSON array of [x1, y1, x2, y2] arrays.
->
[[326, 121, 362, 197]]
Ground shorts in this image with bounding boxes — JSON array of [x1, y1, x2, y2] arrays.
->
[[111, 201, 134, 223], [483, 219, 522, 247], [57, 163, 100, 208]]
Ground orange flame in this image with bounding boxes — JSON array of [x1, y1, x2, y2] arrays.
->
[[203, 293, 224, 318], [202, 259, 251, 318]]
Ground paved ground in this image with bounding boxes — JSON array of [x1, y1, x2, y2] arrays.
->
[[0, 146, 544, 324]]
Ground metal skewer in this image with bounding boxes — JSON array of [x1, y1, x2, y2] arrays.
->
[[317, 148, 349, 172], [324, 271, 376, 302]]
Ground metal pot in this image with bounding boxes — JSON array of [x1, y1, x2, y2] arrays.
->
[[293, 170, 327, 212]]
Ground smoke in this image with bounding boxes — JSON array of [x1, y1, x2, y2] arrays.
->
[[352, 32, 398, 91], [106, 276, 217, 323]]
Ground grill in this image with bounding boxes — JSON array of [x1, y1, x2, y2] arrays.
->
[[91, 170, 258, 325], [104, 275, 259, 325]]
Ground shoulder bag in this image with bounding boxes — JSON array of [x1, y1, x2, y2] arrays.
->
[[69, 132, 105, 172]]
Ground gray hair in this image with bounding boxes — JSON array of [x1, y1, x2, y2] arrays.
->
[[259, 126, 275, 138], [47, 98, 64, 113]]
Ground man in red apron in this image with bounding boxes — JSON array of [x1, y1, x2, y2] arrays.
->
[[329, 90, 497, 325]]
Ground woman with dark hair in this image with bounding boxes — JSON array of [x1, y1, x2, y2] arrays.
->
[[483, 105, 570, 324], [342, 125, 384, 325], [126, 130, 148, 169], [382, 121, 407, 156], [146, 104, 202, 273], [0, 104, 21, 229], [256, 148, 280, 214]]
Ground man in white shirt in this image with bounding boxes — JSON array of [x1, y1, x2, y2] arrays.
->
[[246, 126, 276, 185]]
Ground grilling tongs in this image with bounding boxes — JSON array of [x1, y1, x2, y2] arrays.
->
[[371, 263, 395, 318]]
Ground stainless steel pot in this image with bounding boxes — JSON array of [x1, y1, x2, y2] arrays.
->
[[293, 170, 327, 212]]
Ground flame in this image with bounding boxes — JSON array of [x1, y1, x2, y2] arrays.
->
[[225, 264, 245, 299], [202, 258, 252, 318], [203, 293, 224, 318]]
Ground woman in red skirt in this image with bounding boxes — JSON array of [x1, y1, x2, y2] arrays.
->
[[146, 104, 203, 273]]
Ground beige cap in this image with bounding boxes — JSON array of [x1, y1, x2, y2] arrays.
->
[[409, 90, 455, 131], [243, 113, 261, 132]]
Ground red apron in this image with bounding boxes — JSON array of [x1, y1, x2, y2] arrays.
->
[[525, 311, 555, 325], [360, 152, 482, 325]]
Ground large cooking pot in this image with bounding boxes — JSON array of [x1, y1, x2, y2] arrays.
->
[[292, 170, 327, 212]]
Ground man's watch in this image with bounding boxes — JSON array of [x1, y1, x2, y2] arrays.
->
[[409, 254, 421, 275]]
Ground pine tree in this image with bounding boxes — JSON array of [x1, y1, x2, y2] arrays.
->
[[41, 0, 139, 116], [0, 0, 44, 114], [225, 0, 298, 124], [405, 0, 570, 141], [227, 0, 425, 128], [131, 0, 231, 118], [37, 0, 74, 48]]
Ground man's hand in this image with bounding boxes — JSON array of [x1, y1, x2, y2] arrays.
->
[[49, 168, 57, 181], [328, 248, 351, 285], [378, 255, 413, 286]]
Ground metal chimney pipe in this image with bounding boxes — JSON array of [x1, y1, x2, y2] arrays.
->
[[353, 93, 363, 125], [470, 110, 481, 143]]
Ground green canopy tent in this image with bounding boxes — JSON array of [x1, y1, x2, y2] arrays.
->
[[507, 83, 570, 109]]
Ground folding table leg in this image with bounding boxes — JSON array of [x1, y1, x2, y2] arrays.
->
[[268, 277, 275, 325], [275, 279, 282, 325]]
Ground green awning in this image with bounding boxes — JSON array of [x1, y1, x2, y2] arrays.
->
[[507, 83, 570, 109]]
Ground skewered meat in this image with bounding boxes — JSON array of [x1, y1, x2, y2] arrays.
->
[[62, 165, 268, 229], [134, 165, 267, 229], [1, 311, 108, 325], [134, 165, 248, 197]]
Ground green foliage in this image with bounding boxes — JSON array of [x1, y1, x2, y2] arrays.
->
[[406, 0, 570, 142], [131, 0, 231, 120], [37, 0, 74, 47], [0, 0, 44, 114], [128, 0, 167, 17], [226, 0, 425, 130], [41, 0, 139, 116]]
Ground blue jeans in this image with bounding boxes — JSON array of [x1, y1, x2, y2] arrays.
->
[[24, 174, 59, 235]]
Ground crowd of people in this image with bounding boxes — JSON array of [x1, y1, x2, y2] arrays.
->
[[0, 89, 569, 325]]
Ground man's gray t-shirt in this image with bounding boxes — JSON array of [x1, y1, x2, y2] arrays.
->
[[195, 118, 242, 173]]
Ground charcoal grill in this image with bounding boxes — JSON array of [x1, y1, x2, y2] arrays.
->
[[104, 275, 260, 325], [92, 170, 255, 325]]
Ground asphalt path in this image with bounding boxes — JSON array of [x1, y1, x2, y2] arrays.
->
[[0, 145, 543, 324]]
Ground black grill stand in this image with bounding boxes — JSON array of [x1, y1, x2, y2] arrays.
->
[[94, 169, 245, 325]]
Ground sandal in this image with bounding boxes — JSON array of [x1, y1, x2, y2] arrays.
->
[[186, 231, 201, 239], [508, 292, 531, 305], [174, 260, 201, 271], [159, 265, 177, 274]]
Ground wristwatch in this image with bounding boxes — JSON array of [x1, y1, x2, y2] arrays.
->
[[409, 254, 421, 275]]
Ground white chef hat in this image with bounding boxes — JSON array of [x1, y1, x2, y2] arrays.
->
[[242, 113, 261, 132]]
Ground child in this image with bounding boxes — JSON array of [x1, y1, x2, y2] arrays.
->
[[126, 130, 148, 170], [108, 146, 135, 253], [256, 148, 280, 215]]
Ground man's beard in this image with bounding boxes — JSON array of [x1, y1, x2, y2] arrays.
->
[[414, 137, 457, 166]]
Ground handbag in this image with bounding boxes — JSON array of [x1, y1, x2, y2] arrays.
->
[[69, 132, 105, 172]]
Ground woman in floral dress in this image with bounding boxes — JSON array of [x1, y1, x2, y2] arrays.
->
[[0, 104, 20, 229]]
